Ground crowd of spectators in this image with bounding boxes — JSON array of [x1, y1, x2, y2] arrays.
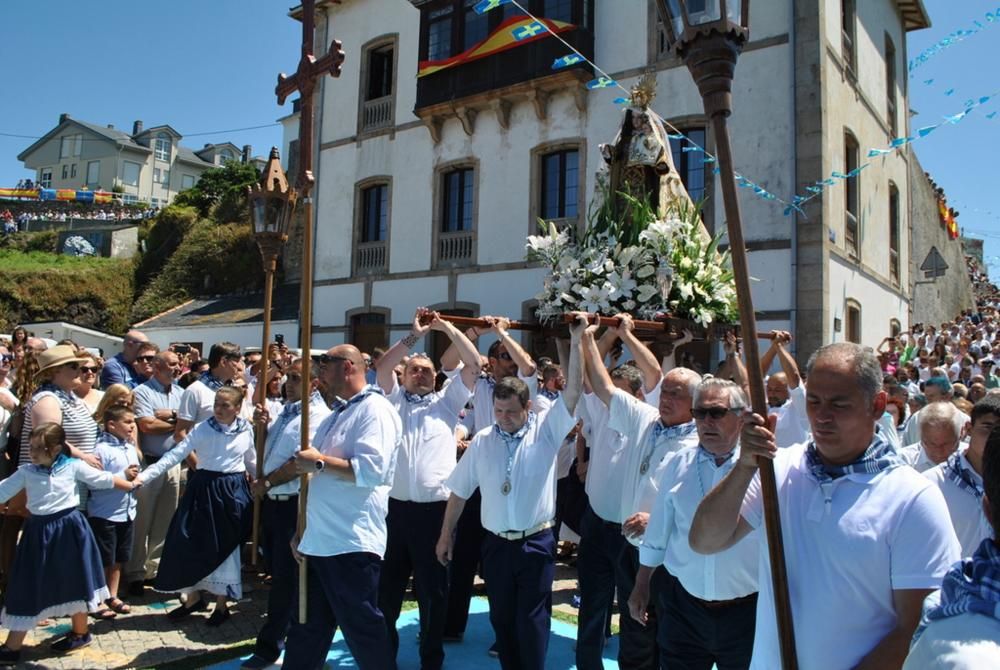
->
[[0, 200, 156, 235]]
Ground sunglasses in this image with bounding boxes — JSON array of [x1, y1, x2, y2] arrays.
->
[[135, 355, 155, 362], [316, 354, 351, 366], [496, 352, 513, 362], [0, 355, 13, 365], [80, 366, 100, 373], [692, 406, 743, 420]]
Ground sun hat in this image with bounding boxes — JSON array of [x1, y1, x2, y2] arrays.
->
[[36, 345, 90, 374]]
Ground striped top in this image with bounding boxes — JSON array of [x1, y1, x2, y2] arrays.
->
[[19, 386, 99, 465]]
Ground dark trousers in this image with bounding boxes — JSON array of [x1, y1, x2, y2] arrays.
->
[[283, 552, 390, 670], [576, 505, 628, 670], [659, 574, 757, 670], [378, 499, 448, 670], [617, 543, 662, 670], [443, 488, 484, 637], [252, 496, 298, 662], [481, 528, 555, 670]]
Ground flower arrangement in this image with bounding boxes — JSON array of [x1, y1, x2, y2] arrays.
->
[[525, 193, 738, 327]]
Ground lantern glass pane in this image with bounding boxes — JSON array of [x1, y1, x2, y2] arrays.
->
[[267, 198, 285, 234], [685, 0, 721, 26], [252, 200, 269, 235]]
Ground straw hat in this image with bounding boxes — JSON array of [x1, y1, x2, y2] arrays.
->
[[36, 345, 90, 375]]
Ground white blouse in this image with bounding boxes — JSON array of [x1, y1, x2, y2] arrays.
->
[[0, 456, 114, 516], [138, 418, 256, 484]]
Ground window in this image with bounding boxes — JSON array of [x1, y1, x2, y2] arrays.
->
[[442, 167, 474, 232], [844, 132, 860, 259], [154, 133, 170, 161], [544, 0, 573, 22], [122, 161, 141, 187], [889, 183, 900, 284], [669, 127, 708, 206], [122, 194, 138, 205], [464, 0, 490, 50], [153, 168, 162, 184], [219, 149, 234, 164], [540, 149, 579, 220], [62, 165, 69, 179], [427, 5, 454, 61], [842, 0, 856, 76], [361, 184, 389, 243], [161, 169, 170, 187], [70, 164, 77, 179], [181, 174, 196, 190], [885, 35, 898, 137], [350, 312, 388, 355], [40, 168, 52, 188], [367, 44, 394, 100], [86, 160, 100, 186], [59, 134, 81, 158], [846, 300, 861, 344], [360, 39, 397, 133]]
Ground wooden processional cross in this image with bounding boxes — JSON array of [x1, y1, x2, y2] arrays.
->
[[274, 0, 344, 623]]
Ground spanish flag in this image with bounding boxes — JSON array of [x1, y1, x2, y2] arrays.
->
[[418, 16, 576, 78]]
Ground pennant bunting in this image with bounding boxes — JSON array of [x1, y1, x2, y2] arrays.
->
[[513, 21, 548, 40], [552, 54, 583, 69], [586, 76, 617, 89], [474, 0, 512, 14]]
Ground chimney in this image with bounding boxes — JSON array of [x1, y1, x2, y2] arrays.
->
[[242, 145, 252, 163], [132, 120, 143, 136], [58, 113, 70, 125], [107, 124, 115, 129], [204, 143, 211, 149]]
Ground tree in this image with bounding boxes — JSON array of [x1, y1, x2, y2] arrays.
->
[[174, 160, 260, 222]]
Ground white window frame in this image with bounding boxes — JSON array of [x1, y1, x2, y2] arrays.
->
[[40, 168, 53, 188], [154, 134, 171, 162], [181, 174, 196, 190], [86, 160, 100, 186], [122, 161, 141, 187]]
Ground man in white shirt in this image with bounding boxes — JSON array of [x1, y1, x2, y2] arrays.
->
[[375, 309, 480, 670], [578, 317, 701, 670], [903, 428, 1000, 669], [902, 376, 954, 446], [574, 316, 668, 670], [284, 345, 401, 670], [435, 313, 584, 670], [691, 342, 960, 670], [241, 359, 331, 670], [173, 342, 243, 444], [900, 401, 967, 473], [759, 331, 810, 448], [924, 396, 1000, 556], [630, 378, 758, 668]]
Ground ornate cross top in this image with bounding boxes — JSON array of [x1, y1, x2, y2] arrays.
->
[[274, 0, 345, 192]]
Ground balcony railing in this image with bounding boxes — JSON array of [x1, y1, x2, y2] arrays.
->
[[361, 96, 394, 133], [355, 241, 386, 274], [437, 230, 474, 266]]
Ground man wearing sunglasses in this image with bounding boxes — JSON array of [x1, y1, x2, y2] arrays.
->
[[101, 329, 150, 389], [578, 319, 701, 670], [629, 378, 758, 668], [373, 307, 481, 670]]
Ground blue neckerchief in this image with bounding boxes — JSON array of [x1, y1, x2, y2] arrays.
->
[[199, 371, 228, 391], [652, 419, 697, 442], [29, 452, 72, 476], [945, 449, 984, 500], [493, 411, 536, 446], [539, 388, 560, 401], [915, 538, 1000, 639], [207, 416, 251, 435], [697, 444, 736, 465], [98, 431, 131, 448], [404, 390, 433, 406], [481, 373, 496, 390], [805, 429, 901, 485], [313, 385, 384, 447]]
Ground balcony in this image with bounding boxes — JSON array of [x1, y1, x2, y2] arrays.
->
[[355, 241, 387, 275], [437, 230, 474, 267], [361, 95, 394, 134]]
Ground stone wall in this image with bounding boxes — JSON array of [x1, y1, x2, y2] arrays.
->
[[909, 156, 974, 327]]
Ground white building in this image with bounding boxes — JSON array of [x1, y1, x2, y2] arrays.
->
[[280, 0, 931, 361]]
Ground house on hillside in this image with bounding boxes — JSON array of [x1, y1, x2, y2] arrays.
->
[[17, 114, 264, 208]]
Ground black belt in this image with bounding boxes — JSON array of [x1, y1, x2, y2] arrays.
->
[[267, 494, 298, 502], [692, 592, 757, 609]]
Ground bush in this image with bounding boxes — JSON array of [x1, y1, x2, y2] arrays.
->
[[133, 205, 199, 292], [0, 230, 58, 254], [130, 220, 264, 322]]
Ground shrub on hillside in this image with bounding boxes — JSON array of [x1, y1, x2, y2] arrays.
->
[[0, 230, 58, 254], [133, 204, 199, 291]]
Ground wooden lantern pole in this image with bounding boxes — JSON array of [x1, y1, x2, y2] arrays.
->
[[275, 0, 345, 623]]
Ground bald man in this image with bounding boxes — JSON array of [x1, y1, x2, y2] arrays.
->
[[283, 344, 402, 670], [102, 329, 150, 389]]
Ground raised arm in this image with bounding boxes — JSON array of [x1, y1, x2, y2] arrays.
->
[[771, 331, 801, 389], [614, 314, 661, 394], [582, 325, 614, 407], [490, 316, 536, 377], [716, 331, 748, 391], [661, 329, 693, 374], [441, 325, 483, 372], [429, 313, 482, 390], [377, 307, 434, 393], [561, 313, 587, 416], [759, 332, 779, 376]]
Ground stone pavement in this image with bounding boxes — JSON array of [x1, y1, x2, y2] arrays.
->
[[10, 555, 598, 669]]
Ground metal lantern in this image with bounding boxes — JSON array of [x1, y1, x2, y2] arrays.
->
[[656, 0, 748, 49], [248, 147, 297, 248]]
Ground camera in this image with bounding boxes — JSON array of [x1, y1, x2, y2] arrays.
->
[[275, 333, 285, 346], [173, 344, 191, 354]]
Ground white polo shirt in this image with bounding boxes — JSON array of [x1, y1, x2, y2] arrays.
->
[[924, 450, 991, 556], [770, 384, 810, 448], [299, 389, 402, 558], [446, 398, 576, 534], [608, 389, 699, 545], [386, 375, 472, 503], [444, 364, 537, 434], [640, 444, 758, 601], [740, 442, 961, 670], [261, 392, 332, 497], [577, 392, 631, 523], [900, 442, 946, 473], [177, 379, 219, 426]]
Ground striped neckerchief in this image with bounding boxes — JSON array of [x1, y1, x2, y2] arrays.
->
[[199, 371, 229, 391], [922, 538, 1000, 626], [945, 448, 984, 500], [207, 416, 251, 435]]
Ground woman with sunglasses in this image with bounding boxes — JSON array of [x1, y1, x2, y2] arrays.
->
[[73, 352, 105, 414]]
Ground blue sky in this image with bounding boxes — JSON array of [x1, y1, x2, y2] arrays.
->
[[0, 0, 996, 276]]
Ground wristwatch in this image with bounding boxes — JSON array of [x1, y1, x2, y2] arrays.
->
[[314, 459, 326, 472], [263, 478, 272, 489]]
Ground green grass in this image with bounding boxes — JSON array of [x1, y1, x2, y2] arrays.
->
[[0, 249, 123, 271]]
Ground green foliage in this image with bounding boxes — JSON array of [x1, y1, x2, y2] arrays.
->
[[130, 220, 264, 322], [173, 161, 260, 222], [0, 251, 134, 334], [0, 230, 58, 254], [133, 205, 200, 292]]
